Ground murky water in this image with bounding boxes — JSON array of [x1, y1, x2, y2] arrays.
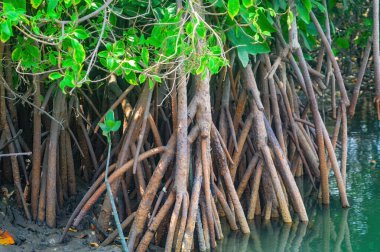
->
[[218, 96, 380, 251]]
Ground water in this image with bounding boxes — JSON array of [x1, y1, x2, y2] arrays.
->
[[218, 97, 380, 251]]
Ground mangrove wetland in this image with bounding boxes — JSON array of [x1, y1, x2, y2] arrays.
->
[[0, 0, 379, 251]]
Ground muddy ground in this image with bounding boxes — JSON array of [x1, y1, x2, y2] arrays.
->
[[0, 189, 122, 252]]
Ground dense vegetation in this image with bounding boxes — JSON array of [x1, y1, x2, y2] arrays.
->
[[0, 0, 378, 251]]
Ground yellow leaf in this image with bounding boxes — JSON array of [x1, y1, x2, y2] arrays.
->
[[89, 242, 99, 247], [0, 230, 15, 245], [68, 227, 78, 232]]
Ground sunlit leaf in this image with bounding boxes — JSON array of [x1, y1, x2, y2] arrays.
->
[[141, 47, 149, 65], [70, 38, 86, 63], [124, 71, 137, 85], [31, 0, 43, 8], [228, 0, 240, 19], [0, 21, 12, 42], [49, 72, 63, 80], [11, 48, 22, 61], [139, 74, 147, 84], [152, 75, 161, 83], [196, 22, 207, 39], [4, 0, 26, 13], [287, 10, 294, 30], [242, 0, 255, 8], [185, 21, 194, 37], [149, 79, 154, 89], [73, 27, 90, 39]]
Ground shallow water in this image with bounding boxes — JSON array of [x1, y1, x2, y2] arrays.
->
[[218, 97, 380, 252]]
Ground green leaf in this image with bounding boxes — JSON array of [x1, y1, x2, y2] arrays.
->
[[196, 22, 207, 39], [113, 41, 125, 56], [28, 45, 40, 59], [228, 0, 240, 19], [4, 0, 26, 13], [125, 71, 138, 85], [59, 73, 75, 93], [71, 38, 86, 63], [101, 110, 121, 133], [196, 61, 205, 75], [237, 43, 270, 67], [208, 57, 223, 74], [11, 48, 22, 61], [287, 10, 294, 30], [49, 53, 57, 65], [152, 75, 161, 83], [141, 47, 149, 65], [185, 21, 194, 37], [49, 72, 63, 80], [64, 0, 72, 7], [32, 24, 41, 35], [62, 57, 74, 68], [105, 110, 115, 122], [47, 0, 59, 13], [237, 48, 250, 67], [227, 28, 270, 67], [268, 8, 276, 17], [98, 51, 108, 58], [0, 32, 10, 43], [110, 120, 121, 132], [256, 9, 276, 33], [312, 0, 326, 12], [210, 45, 221, 55], [98, 122, 109, 136], [105, 119, 115, 129], [242, 0, 254, 8], [105, 43, 112, 51], [148, 79, 154, 89], [302, 0, 312, 12], [73, 27, 90, 39], [139, 74, 147, 84], [0, 21, 12, 42], [1, 21, 11, 37], [31, 0, 43, 8], [107, 57, 116, 69], [296, 2, 310, 24]]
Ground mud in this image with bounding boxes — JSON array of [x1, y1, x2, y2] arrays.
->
[[0, 190, 121, 252]]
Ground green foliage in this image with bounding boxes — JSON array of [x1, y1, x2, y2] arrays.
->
[[242, 0, 255, 8], [228, 0, 240, 19], [98, 110, 121, 138], [0, 0, 366, 92], [227, 28, 270, 67]]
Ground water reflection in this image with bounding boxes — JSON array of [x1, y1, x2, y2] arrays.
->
[[217, 97, 380, 251], [217, 205, 352, 252]]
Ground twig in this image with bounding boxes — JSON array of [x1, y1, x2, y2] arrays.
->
[[0, 76, 64, 128], [104, 140, 129, 252], [59, 0, 114, 25], [0, 129, 22, 151], [0, 152, 32, 157]]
